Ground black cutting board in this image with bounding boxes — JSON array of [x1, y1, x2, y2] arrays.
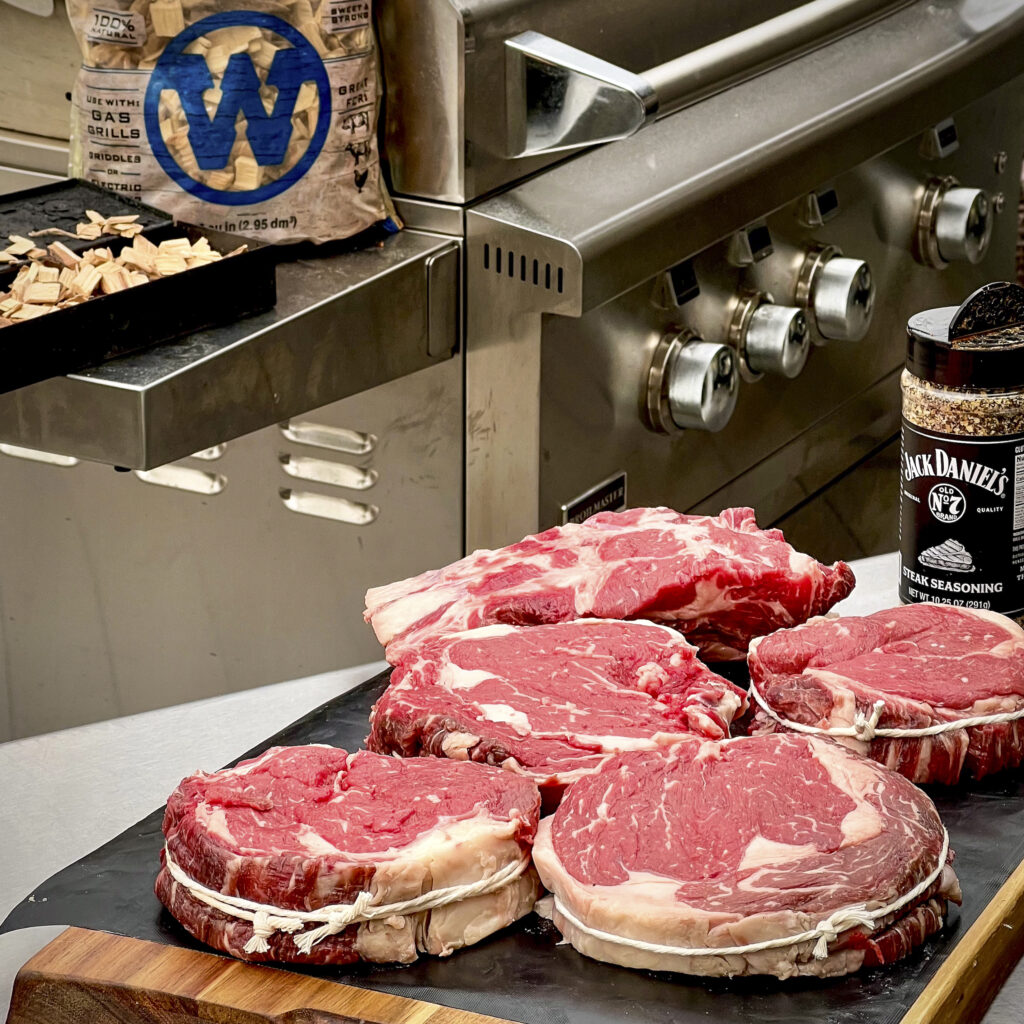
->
[[4, 666, 1024, 1024]]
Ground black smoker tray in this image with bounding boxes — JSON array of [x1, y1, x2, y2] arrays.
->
[[0, 180, 276, 395], [4, 667, 1024, 1024]]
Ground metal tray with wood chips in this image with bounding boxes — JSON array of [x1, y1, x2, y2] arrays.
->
[[0, 221, 276, 395]]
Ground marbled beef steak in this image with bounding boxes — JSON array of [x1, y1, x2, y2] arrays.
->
[[364, 507, 855, 662], [156, 745, 541, 964], [368, 619, 746, 809], [533, 734, 960, 979], [747, 603, 1024, 783]]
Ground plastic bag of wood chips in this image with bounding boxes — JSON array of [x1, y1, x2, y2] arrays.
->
[[66, 0, 397, 243]]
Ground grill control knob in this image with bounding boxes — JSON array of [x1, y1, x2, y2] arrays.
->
[[645, 331, 738, 433], [729, 291, 809, 381], [917, 177, 992, 267], [796, 245, 875, 343]]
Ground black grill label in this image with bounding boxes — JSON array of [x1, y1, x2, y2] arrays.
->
[[561, 473, 627, 525]]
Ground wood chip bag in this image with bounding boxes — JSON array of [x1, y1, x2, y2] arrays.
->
[[66, 0, 396, 243]]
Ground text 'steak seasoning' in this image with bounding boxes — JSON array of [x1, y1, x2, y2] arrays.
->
[[900, 281, 1024, 620]]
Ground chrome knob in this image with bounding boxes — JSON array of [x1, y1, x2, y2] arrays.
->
[[917, 177, 994, 268], [796, 246, 875, 343], [814, 257, 873, 341], [730, 292, 809, 380], [934, 187, 992, 264], [644, 332, 738, 434], [667, 340, 738, 432]]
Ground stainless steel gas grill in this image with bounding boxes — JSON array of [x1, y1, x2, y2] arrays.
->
[[1, 0, 1024, 734]]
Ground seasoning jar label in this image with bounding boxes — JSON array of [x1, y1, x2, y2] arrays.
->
[[899, 419, 1024, 616]]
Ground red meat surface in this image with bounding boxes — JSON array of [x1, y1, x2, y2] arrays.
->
[[364, 507, 854, 662], [533, 734, 960, 979], [156, 746, 541, 964], [747, 603, 1024, 783], [368, 619, 746, 809]]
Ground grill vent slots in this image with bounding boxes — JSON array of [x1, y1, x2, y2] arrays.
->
[[483, 243, 564, 294], [277, 419, 379, 526]]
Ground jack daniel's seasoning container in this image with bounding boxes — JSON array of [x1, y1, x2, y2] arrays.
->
[[900, 281, 1024, 620]]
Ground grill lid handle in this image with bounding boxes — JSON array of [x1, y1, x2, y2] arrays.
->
[[505, 32, 657, 157], [505, 0, 905, 157]]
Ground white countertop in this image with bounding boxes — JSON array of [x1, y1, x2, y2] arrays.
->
[[0, 553, 1017, 1022]]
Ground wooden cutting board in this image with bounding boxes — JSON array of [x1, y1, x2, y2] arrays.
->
[[6, 927, 510, 1024], [8, 854, 1024, 1024]]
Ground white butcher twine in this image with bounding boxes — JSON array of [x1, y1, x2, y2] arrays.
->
[[162, 845, 530, 956], [747, 680, 1024, 742], [550, 829, 949, 962]]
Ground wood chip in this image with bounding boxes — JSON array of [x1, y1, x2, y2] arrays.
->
[[0, 220, 246, 325], [157, 237, 192, 257], [48, 242, 81, 268], [10, 303, 52, 320], [70, 265, 102, 296], [151, 0, 185, 37], [154, 253, 188, 275], [133, 234, 157, 257], [99, 267, 130, 294], [28, 227, 81, 239], [6, 236, 34, 256], [233, 156, 260, 191], [24, 282, 61, 304]]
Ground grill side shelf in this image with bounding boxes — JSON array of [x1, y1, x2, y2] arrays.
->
[[0, 230, 460, 469]]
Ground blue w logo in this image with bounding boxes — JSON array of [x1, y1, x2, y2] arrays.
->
[[160, 48, 317, 169], [145, 11, 332, 204]]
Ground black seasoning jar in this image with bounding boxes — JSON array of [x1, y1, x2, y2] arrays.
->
[[900, 281, 1024, 620]]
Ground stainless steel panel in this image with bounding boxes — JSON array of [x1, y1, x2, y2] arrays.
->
[[377, 0, 465, 204], [0, 131, 68, 177], [0, 358, 462, 740], [466, 0, 1024, 315], [0, 230, 460, 469], [0, 165, 62, 192], [391, 197, 464, 236], [536, 85, 1023, 530], [379, 0, 816, 201]]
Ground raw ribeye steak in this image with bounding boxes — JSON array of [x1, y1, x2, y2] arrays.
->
[[364, 506, 854, 662], [747, 603, 1024, 784], [156, 745, 541, 964], [368, 619, 747, 809], [532, 734, 960, 979]]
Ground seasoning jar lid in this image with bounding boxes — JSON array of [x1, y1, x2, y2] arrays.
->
[[906, 281, 1024, 389]]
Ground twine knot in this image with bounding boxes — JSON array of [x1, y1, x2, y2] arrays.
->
[[294, 891, 376, 955], [852, 700, 886, 742], [811, 904, 878, 959], [242, 910, 275, 955]]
